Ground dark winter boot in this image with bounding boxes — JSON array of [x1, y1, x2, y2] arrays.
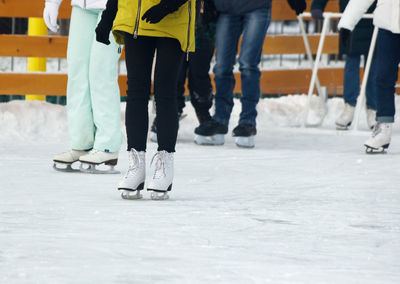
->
[[194, 119, 228, 146], [232, 123, 257, 148], [194, 119, 228, 136]]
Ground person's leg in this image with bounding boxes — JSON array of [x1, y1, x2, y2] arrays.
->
[[375, 29, 400, 123], [213, 13, 242, 125], [188, 22, 216, 123], [365, 54, 377, 110], [154, 37, 185, 153], [342, 55, 361, 107], [124, 35, 156, 151], [89, 10, 122, 153], [66, 6, 98, 150], [238, 4, 271, 126]]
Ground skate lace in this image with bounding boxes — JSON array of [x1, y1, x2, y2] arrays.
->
[[150, 151, 167, 179], [372, 123, 382, 138], [125, 149, 141, 178]]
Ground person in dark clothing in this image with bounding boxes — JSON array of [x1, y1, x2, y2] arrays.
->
[[311, 0, 378, 130], [96, 0, 195, 200], [149, 0, 218, 143], [195, 0, 306, 148]]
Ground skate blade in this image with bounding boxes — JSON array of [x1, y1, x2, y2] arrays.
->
[[150, 192, 170, 200], [194, 134, 224, 146], [53, 162, 80, 173], [79, 163, 120, 174], [120, 190, 143, 200], [150, 132, 157, 143], [365, 144, 389, 154], [235, 136, 255, 148]]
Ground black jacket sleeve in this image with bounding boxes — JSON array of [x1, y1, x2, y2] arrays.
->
[[100, 0, 118, 30]]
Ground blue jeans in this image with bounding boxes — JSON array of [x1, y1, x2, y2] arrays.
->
[[375, 29, 400, 123], [343, 54, 377, 110], [213, 4, 271, 126]]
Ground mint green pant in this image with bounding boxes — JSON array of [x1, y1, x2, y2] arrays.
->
[[67, 6, 122, 153]]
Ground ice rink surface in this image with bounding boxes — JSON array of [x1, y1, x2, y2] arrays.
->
[[1, 97, 400, 283]]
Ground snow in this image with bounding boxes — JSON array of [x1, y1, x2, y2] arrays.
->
[[1, 97, 400, 283]]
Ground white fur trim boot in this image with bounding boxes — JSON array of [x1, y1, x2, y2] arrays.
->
[[118, 149, 146, 200], [147, 151, 174, 200], [364, 122, 392, 154], [335, 103, 355, 130]]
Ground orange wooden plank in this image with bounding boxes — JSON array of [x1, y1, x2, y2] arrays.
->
[[1, 70, 399, 96], [0, 34, 338, 58], [0, 0, 338, 21], [263, 34, 338, 55], [0, 0, 71, 19], [0, 73, 68, 95], [0, 35, 68, 58], [0, 69, 345, 96]]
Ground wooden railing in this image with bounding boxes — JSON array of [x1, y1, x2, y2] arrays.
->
[[2, 0, 396, 96]]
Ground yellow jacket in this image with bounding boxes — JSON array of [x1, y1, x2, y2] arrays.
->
[[112, 0, 196, 52]]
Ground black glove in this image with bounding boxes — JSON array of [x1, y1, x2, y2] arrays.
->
[[340, 28, 352, 53], [142, 0, 187, 24], [96, 20, 112, 45], [287, 0, 307, 15], [95, 0, 118, 45], [141, 2, 170, 24], [311, 9, 323, 20]]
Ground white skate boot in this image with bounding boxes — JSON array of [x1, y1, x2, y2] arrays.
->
[[118, 149, 146, 200], [147, 151, 174, 200], [53, 150, 88, 172], [79, 150, 119, 174], [336, 103, 355, 130], [366, 109, 377, 130], [364, 122, 392, 154]]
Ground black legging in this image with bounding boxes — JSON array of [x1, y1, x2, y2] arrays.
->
[[124, 34, 184, 152]]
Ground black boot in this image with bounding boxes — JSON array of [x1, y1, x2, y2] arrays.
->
[[232, 123, 257, 137], [194, 119, 228, 136]]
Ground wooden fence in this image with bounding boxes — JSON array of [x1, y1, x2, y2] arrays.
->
[[0, 0, 397, 96]]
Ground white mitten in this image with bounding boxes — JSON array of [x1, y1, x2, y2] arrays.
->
[[43, 1, 61, 32]]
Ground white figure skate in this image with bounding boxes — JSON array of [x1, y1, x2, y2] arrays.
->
[[118, 149, 146, 200], [364, 122, 392, 154], [336, 103, 355, 130], [53, 150, 88, 172], [79, 150, 119, 174], [147, 151, 174, 200]]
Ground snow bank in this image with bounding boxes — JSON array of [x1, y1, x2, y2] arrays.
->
[[1, 96, 400, 143]]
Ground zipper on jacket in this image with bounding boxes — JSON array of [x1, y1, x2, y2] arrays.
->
[[84, 0, 86, 9], [133, 0, 143, 39], [185, 0, 192, 60]]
